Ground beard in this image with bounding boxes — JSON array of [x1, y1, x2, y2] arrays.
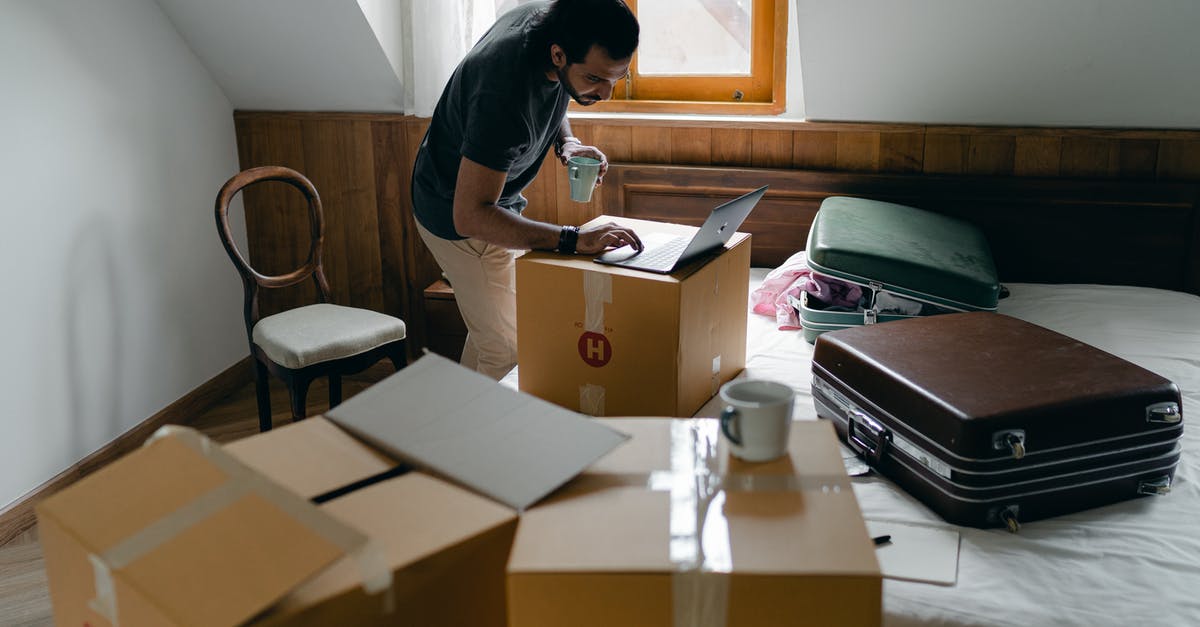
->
[[556, 65, 599, 106]]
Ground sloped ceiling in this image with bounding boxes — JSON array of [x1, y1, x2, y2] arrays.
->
[[155, 0, 404, 112]]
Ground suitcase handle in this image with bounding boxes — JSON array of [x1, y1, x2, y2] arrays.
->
[[847, 409, 890, 464]]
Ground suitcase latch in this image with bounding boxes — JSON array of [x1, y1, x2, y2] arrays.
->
[[1137, 475, 1172, 496], [847, 409, 890, 463], [1146, 402, 1181, 424], [864, 308, 878, 325], [992, 430, 1026, 460]]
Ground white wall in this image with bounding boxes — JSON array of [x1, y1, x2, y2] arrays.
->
[[0, 0, 248, 510], [155, 0, 404, 112], [357, 0, 406, 85], [796, 0, 1200, 128]]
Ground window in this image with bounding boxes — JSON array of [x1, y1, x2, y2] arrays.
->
[[592, 0, 787, 114]]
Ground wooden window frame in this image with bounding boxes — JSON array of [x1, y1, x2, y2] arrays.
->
[[584, 0, 788, 115]]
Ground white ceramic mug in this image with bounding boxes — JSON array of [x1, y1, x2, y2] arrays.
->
[[718, 379, 794, 462]]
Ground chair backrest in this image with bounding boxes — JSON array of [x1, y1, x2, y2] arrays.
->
[[214, 166, 332, 336]]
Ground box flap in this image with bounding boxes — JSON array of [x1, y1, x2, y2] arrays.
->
[[225, 416, 395, 500], [326, 352, 630, 511], [39, 427, 371, 627]]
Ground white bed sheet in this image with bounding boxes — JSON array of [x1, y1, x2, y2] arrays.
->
[[694, 270, 1200, 627], [500, 271, 1200, 626]]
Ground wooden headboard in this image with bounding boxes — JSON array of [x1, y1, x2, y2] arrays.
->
[[601, 164, 1200, 296]]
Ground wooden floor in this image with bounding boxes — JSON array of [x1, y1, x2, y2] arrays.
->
[[0, 364, 397, 625]]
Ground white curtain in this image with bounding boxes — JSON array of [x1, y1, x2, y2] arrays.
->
[[401, 0, 515, 116]]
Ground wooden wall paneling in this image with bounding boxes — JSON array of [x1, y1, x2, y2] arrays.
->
[[1013, 136, 1062, 177], [1061, 137, 1121, 178], [792, 130, 837, 170], [966, 135, 1016, 176], [553, 150, 600, 227], [590, 124, 634, 162], [401, 119, 444, 359], [566, 124, 634, 218], [233, 115, 313, 318], [1116, 139, 1158, 179], [1157, 140, 1200, 181], [750, 129, 793, 168], [835, 131, 881, 172], [608, 164, 1200, 294], [711, 128, 753, 166], [923, 134, 969, 174], [670, 127, 713, 166], [299, 119, 383, 312], [878, 131, 925, 173], [1060, 137, 1118, 178], [630, 125, 673, 163], [370, 120, 411, 324], [604, 164, 824, 267], [522, 152, 561, 225]]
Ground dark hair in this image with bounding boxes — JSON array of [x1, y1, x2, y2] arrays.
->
[[525, 0, 639, 68]]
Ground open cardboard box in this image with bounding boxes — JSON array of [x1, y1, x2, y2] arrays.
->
[[516, 215, 751, 417], [38, 353, 629, 626]]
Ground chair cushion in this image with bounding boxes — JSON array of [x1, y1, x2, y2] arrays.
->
[[252, 304, 406, 369]]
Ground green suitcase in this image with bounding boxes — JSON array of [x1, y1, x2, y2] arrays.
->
[[796, 197, 1000, 343]]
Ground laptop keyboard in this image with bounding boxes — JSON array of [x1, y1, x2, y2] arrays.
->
[[628, 236, 688, 271]]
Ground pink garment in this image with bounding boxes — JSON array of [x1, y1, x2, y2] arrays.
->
[[750, 251, 810, 330], [805, 273, 864, 309]]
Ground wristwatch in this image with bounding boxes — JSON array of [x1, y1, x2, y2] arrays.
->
[[557, 225, 580, 254], [555, 136, 581, 158]]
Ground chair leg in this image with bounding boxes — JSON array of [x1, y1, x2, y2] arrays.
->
[[329, 374, 342, 408], [389, 344, 407, 371], [287, 377, 312, 424], [254, 360, 272, 432]]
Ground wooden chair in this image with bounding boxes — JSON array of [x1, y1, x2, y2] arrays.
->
[[215, 166, 406, 431]]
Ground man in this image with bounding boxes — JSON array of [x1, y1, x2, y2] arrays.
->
[[412, 0, 642, 379]]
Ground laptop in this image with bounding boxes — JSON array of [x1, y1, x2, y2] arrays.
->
[[594, 185, 768, 274]]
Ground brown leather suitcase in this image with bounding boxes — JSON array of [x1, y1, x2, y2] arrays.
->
[[811, 312, 1183, 531]]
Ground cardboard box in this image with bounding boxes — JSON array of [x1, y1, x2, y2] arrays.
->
[[508, 418, 883, 627], [225, 416, 519, 627], [39, 353, 631, 626], [516, 215, 751, 417], [36, 425, 371, 627]]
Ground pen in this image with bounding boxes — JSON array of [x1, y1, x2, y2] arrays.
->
[[872, 535, 892, 546]]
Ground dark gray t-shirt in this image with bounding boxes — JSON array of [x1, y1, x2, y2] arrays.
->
[[412, 2, 568, 240]]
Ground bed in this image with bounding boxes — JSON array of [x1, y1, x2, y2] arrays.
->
[[688, 274, 1200, 627], [503, 164, 1200, 626]]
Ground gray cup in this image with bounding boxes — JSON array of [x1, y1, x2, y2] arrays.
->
[[567, 156, 601, 202]]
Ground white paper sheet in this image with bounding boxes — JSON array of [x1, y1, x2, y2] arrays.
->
[[867, 520, 960, 586]]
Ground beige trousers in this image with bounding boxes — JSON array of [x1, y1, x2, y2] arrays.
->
[[415, 220, 519, 380]]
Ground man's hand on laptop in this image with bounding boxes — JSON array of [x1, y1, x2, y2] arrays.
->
[[576, 222, 643, 255]]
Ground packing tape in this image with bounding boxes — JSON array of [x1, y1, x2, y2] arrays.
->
[[581, 271, 612, 416], [620, 420, 848, 627], [583, 270, 611, 334], [710, 266, 722, 397], [88, 426, 392, 625], [580, 383, 606, 417], [711, 355, 722, 397]]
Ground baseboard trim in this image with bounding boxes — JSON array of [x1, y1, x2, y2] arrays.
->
[[0, 357, 254, 547]]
